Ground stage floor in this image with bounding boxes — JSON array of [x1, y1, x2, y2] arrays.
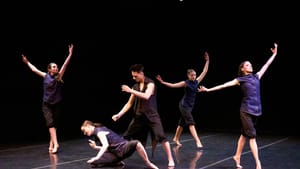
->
[[1, 131, 299, 169]]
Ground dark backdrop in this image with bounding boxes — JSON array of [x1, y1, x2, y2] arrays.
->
[[1, 2, 298, 144]]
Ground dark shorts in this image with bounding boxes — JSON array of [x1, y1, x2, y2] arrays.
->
[[240, 111, 258, 138], [92, 140, 138, 167], [119, 140, 139, 159], [178, 104, 196, 127], [124, 113, 168, 144], [42, 102, 61, 128]]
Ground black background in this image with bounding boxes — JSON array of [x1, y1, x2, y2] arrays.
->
[[1, 1, 298, 144]]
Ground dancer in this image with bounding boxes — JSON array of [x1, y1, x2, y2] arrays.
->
[[156, 51, 209, 148], [21, 44, 74, 153], [112, 64, 175, 167], [199, 43, 278, 169], [81, 120, 158, 169]]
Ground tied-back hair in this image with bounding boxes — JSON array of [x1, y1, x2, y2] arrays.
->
[[187, 69, 196, 75], [238, 61, 248, 77], [55, 74, 63, 83], [130, 64, 144, 72], [81, 120, 103, 130], [47, 62, 64, 83]]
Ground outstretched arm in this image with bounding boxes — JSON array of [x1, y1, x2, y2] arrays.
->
[[256, 43, 278, 79], [22, 54, 46, 78], [112, 93, 134, 121], [196, 52, 210, 82], [155, 75, 186, 88], [199, 79, 239, 92], [59, 44, 74, 78]]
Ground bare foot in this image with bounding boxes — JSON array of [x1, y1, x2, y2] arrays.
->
[[146, 162, 159, 169], [196, 142, 203, 149], [233, 156, 242, 168], [168, 160, 175, 167], [51, 144, 59, 154], [49, 142, 54, 152], [173, 138, 182, 146], [256, 160, 261, 169]]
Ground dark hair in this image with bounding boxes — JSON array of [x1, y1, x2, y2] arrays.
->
[[47, 62, 57, 70], [48, 62, 64, 83], [237, 61, 248, 77], [129, 64, 144, 72], [187, 69, 196, 75]]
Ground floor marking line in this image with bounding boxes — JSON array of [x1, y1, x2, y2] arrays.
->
[[30, 134, 220, 169], [197, 137, 289, 169]]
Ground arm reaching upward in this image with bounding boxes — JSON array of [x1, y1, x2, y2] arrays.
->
[[22, 54, 46, 78], [196, 52, 210, 83], [256, 43, 278, 79], [59, 44, 74, 78]]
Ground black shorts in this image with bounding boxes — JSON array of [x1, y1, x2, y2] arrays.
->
[[240, 111, 258, 138], [42, 102, 61, 128], [92, 140, 138, 167], [178, 104, 196, 127], [119, 140, 139, 159], [124, 114, 167, 144]]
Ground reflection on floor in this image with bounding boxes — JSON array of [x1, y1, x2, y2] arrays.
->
[[1, 132, 299, 169]]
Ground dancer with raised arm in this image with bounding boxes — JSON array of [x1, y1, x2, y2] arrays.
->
[[199, 43, 278, 169], [22, 44, 74, 154], [156, 51, 209, 149]]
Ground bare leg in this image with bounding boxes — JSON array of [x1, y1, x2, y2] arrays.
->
[[161, 141, 175, 167], [233, 134, 246, 168], [49, 127, 59, 154], [49, 140, 53, 152], [136, 142, 158, 169], [189, 125, 203, 148], [173, 126, 183, 146], [249, 138, 261, 169]]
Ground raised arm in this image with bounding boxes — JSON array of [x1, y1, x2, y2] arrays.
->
[[22, 54, 46, 78], [256, 43, 278, 79], [199, 79, 239, 92], [196, 52, 210, 82], [156, 75, 186, 88], [59, 44, 74, 78]]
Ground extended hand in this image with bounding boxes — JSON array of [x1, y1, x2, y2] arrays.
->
[[87, 157, 96, 163], [198, 86, 208, 92], [121, 85, 131, 93], [112, 114, 120, 121]]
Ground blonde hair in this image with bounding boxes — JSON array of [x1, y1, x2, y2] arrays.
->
[[81, 120, 103, 132]]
